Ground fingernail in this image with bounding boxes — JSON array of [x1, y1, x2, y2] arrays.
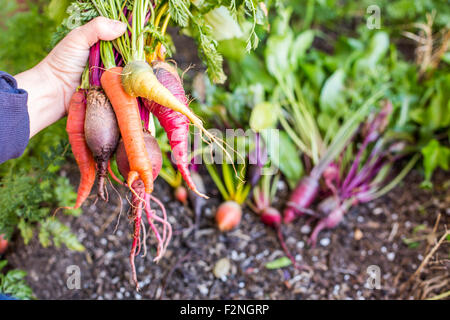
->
[[111, 20, 127, 33]]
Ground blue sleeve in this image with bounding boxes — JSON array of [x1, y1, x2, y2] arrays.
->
[[0, 71, 30, 164]]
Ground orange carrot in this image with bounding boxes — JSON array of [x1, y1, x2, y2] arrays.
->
[[100, 67, 154, 194], [66, 90, 96, 209]]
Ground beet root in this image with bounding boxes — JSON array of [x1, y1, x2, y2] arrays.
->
[[308, 202, 346, 247], [84, 87, 120, 201], [0, 234, 8, 255], [116, 132, 162, 183], [260, 207, 282, 228], [283, 176, 319, 223], [215, 201, 242, 232]]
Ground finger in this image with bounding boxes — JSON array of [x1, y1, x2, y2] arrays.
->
[[69, 17, 127, 49]]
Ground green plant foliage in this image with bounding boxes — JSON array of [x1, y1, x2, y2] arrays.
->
[[199, 0, 450, 188], [421, 139, 450, 188], [0, 121, 82, 249], [0, 2, 85, 251], [0, 260, 34, 300], [265, 256, 292, 269], [0, 0, 55, 74]]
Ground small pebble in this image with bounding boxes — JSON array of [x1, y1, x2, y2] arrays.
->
[[333, 285, 340, 295], [381, 246, 387, 253], [357, 216, 364, 223], [300, 225, 311, 234], [320, 238, 330, 247], [373, 207, 383, 215], [387, 252, 395, 261], [354, 229, 363, 241], [277, 180, 286, 191], [213, 258, 231, 279], [297, 241, 305, 249], [100, 238, 107, 246], [198, 284, 209, 295], [204, 207, 213, 217]]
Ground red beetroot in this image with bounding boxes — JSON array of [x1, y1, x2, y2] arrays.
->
[[283, 176, 319, 223], [260, 207, 282, 227], [144, 61, 207, 199], [175, 185, 188, 204], [308, 198, 348, 247], [216, 201, 242, 232], [0, 234, 8, 255], [84, 87, 120, 201], [116, 132, 162, 181]]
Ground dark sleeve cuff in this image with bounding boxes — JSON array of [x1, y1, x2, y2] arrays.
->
[[0, 71, 30, 164]]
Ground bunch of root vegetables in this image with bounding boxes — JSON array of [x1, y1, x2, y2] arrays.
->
[[62, 0, 226, 289]]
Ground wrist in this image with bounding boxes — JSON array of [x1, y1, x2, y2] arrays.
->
[[15, 62, 66, 137]]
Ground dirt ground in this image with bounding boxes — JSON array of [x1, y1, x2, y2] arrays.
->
[[3, 165, 449, 300]]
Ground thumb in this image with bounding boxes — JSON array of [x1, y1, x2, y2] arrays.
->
[[69, 17, 127, 49]]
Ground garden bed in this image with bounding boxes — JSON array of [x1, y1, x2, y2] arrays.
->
[[4, 166, 449, 300]]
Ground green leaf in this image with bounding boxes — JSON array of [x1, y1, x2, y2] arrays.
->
[[412, 224, 426, 234], [0, 266, 33, 300], [169, 0, 191, 27], [421, 139, 450, 187], [319, 68, 346, 113], [265, 32, 294, 78], [47, 0, 71, 25], [38, 224, 51, 248], [262, 130, 303, 189], [355, 31, 389, 71], [39, 218, 85, 252], [265, 256, 292, 269], [190, 16, 227, 84], [250, 102, 279, 132], [218, 38, 247, 61], [289, 30, 315, 70], [222, 163, 236, 199], [0, 260, 7, 271], [229, 54, 275, 90], [18, 219, 33, 245], [410, 76, 450, 130], [203, 6, 243, 41]]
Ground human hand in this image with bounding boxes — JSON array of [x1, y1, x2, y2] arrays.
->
[[15, 17, 127, 137]]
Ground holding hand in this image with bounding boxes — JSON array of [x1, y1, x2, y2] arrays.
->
[[15, 17, 126, 137]]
